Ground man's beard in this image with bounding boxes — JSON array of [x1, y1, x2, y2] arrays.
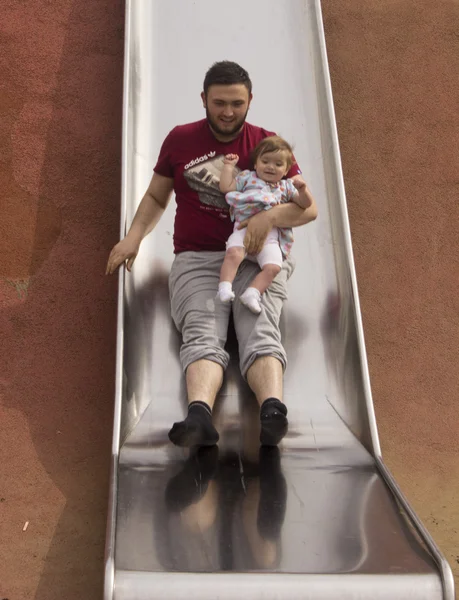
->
[[206, 107, 249, 138]]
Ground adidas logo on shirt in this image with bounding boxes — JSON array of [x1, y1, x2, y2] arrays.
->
[[184, 151, 216, 170]]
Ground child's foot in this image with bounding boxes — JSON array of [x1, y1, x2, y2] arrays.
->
[[168, 401, 219, 447], [217, 281, 235, 303], [260, 398, 288, 446], [240, 287, 262, 314]]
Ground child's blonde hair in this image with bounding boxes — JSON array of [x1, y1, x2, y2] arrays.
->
[[251, 135, 295, 170]]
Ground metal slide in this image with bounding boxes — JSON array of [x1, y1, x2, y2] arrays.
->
[[104, 1, 455, 599]]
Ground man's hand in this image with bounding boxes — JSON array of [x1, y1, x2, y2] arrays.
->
[[223, 153, 239, 166], [238, 210, 274, 255], [106, 235, 140, 275]]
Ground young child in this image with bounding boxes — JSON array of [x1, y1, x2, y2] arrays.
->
[[217, 135, 313, 314]]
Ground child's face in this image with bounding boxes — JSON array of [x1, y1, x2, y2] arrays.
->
[[255, 150, 290, 183]]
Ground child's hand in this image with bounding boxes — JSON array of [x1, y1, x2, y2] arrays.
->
[[292, 177, 313, 209], [292, 179, 307, 192], [223, 153, 239, 166]]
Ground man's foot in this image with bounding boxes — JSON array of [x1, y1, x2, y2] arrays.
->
[[240, 287, 262, 314], [168, 401, 219, 447], [259, 397, 288, 446], [217, 281, 235, 303], [165, 445, 219, 511]]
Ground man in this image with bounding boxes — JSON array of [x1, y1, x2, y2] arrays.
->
[[106, 61, 318, 448]]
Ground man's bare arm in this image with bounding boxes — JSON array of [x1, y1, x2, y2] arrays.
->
[[239, 174, 318, 255], [270, 174, 318, 226], [128, 173, 174, 241], [106, 173, 174, 274], [268, 195, 318, 228]]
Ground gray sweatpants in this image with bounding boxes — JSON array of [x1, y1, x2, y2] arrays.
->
[[168, 251, 295, 378]]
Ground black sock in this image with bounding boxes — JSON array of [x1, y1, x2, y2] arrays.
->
[[168, 401, 219, 447], [259, 397, 288, 446], [165, 445, 219, 511]]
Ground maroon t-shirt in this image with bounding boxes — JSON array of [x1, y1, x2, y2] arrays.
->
[[154, 119, 301, 254]]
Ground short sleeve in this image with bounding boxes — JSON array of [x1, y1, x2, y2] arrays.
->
[[153, 129, 176, 178], [235, 170, 253, 192], [286, 156, 302, 179]]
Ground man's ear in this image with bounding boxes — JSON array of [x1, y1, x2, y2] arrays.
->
[[201, 91, 206, 108]]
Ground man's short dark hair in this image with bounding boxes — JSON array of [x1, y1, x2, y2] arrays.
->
[[203, 61, 252, 96]]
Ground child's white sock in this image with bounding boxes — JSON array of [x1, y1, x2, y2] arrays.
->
[[240, 287, 262, 314], [217, 281, 235, 303]]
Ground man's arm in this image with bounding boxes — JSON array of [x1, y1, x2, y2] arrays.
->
[[239, 174, 318, 255], [106, 172, 174, 274], [270, 175, 318, 226]]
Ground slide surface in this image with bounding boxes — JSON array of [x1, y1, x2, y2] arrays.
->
[[104, 1, 454, 599]]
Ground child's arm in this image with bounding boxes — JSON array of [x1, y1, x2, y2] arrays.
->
[[219, 154, 239, 193], [291, 178, 314, 209]]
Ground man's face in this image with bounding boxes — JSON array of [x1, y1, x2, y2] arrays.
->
[[202, 84, 252, 140]]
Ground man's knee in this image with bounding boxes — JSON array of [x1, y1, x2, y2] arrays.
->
[[180, 342, 229, 374], [179, 309, 230, 373], [241, 349, 287, 380], [234, 291, 287, 378]]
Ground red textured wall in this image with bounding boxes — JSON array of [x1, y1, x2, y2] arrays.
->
[[322, 0, 459, 579], [1, 1, 458, 598], [1, 2, 123, 598]]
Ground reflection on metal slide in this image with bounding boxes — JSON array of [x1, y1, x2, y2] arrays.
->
[[104, 1, 455, 599]]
